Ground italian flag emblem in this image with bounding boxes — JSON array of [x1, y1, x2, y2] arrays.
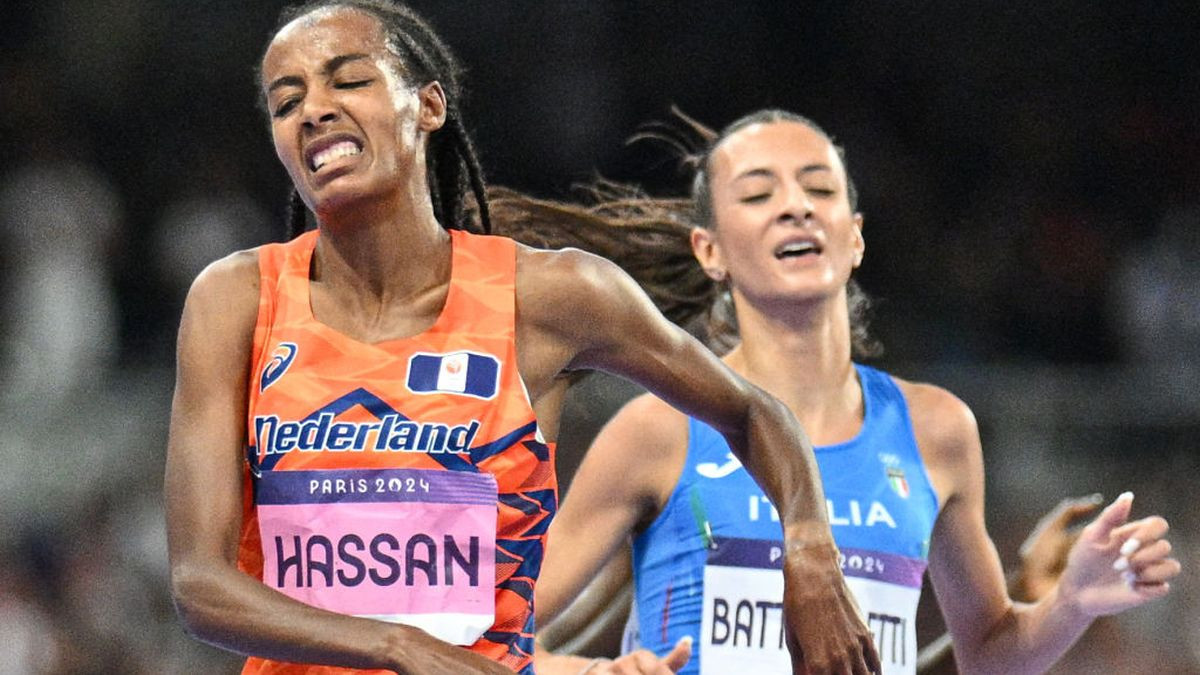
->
[[887, 467, 910, 499]]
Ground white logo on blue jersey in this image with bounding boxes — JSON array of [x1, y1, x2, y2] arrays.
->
[[696, 452, 742, 479], [748, 495, 897, 529]]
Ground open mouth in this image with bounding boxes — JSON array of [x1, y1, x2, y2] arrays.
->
[[310, 141, 361, 171], [774, 241, 822, 259], [306, 137, 363, 172]]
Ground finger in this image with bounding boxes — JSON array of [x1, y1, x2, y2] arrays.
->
[[662, 636, 693, 672], [1081, 491, 1133, 541], [605, 655, 638, 675], [1111, 515, 1169, 570], [1131, 580, 1172, 600], [1111, 517, 1168, 576], [849, 646, 871, 675], [1044, 494, 1105, 529], [1060, 494, 1105, 523], [1130, 558, 1182, 585], [861, 634, 881, 675], [1113, 515, 1170, 545], [1128, 539, 1172, 568], [631, 650, 662, 674]]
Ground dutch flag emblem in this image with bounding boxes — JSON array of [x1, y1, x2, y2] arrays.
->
[[406, 351, 500, 399]]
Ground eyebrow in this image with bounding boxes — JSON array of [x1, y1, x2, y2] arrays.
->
[[266, 52, 372, 94], [733, 164, 833, 181]]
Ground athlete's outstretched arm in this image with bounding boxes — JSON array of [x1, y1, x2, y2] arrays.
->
[[913, 494, 1104, 675], [906, 383, 1179, 675], [165, 253, 509, 675], [517, 246, 879, 674]]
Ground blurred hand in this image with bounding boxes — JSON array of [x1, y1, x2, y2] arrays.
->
[[783, 542, 881, 674], [1056, 492, 1180, 617], [1014, 494, 1104, 601], [590, 637, 691, 674]]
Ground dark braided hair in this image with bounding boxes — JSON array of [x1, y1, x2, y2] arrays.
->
[[264, 0, 491, 239], [492, 108, 881, 359]]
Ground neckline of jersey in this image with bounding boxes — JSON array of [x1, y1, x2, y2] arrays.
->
[[813, 363, 871, 454], [296, 228, 465, 349]]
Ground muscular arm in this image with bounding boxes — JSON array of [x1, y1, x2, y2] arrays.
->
[[909, 382, 1177, 675], [165, 254, 507, 674], [517, 247, 877, 673], [519, 246, 834, 557]]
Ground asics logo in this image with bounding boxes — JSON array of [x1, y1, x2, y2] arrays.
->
[[261, 342, 298, 393]]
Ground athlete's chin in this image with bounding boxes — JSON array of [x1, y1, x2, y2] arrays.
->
[[309, 178, 385, 219], [759, 279, 845, 306]]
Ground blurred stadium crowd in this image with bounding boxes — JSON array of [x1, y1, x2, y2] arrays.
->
[[1, 2, 1197, 672]]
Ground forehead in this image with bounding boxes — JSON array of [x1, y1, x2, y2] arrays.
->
[[710, 121, 842, 181], [262, 7, 389, 81]]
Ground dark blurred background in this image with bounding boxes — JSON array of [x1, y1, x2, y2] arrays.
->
[[1, 1, 1196, 672]]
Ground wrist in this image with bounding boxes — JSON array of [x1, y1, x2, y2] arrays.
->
[[782, 520, 838, 549], [1044, 579, 1090, 623], [782, 536, 843, 587], [1013, 570, 1057, 603], [577, 657, 612, 674], [783, 526, 840, 568], [383, 623, 427, 674]]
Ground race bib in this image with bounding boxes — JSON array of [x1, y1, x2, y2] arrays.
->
[[256, 468, 498, 645], [700, 537, 924, 675]]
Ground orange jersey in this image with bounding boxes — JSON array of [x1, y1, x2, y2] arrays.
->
[[238, 229, 555, 674]]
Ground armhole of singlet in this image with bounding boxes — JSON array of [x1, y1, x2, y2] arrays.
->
[[632, 414, 695, 541], [248, 242, 285, 395], [881, 370, 943, 519], [501, 233, 548, 443]]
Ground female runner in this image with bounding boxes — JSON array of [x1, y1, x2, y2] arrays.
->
[[529, 110, 1179, 674], [164, 4, 875, 674]]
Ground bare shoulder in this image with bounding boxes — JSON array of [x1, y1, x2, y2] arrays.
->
[[186, 248, 261, 310], [179, 248, 262, 347], [514, 244, 626, 322], [171, 249, 264, 435], [893, 377, 981, 471], [513, 242, 676, 372], [511, 245, 628, 387]]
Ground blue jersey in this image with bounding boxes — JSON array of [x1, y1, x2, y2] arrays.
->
[[626, 364, 939, 675]]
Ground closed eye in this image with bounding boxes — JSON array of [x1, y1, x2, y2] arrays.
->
[[741, 194, 771, 203], [335, 79, 372, 89], [273, 98, 300, 118], [806, 188, 835, 197]]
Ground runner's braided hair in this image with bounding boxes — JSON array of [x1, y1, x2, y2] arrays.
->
[[491, 108, 880, 358], [264, 0, 490, 239]]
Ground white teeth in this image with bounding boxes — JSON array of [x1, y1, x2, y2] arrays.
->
[[778, 242, 817, 256], [311, 141, 361, 170]]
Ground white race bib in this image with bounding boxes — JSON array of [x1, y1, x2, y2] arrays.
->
[[699, 537, 923, 675]]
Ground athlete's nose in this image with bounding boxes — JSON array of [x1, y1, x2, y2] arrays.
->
[[777, 182, 816, 226], [301, 88, 340, 129]]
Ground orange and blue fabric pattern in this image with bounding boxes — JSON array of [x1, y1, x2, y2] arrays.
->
[[238, 229, 554, 674]]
